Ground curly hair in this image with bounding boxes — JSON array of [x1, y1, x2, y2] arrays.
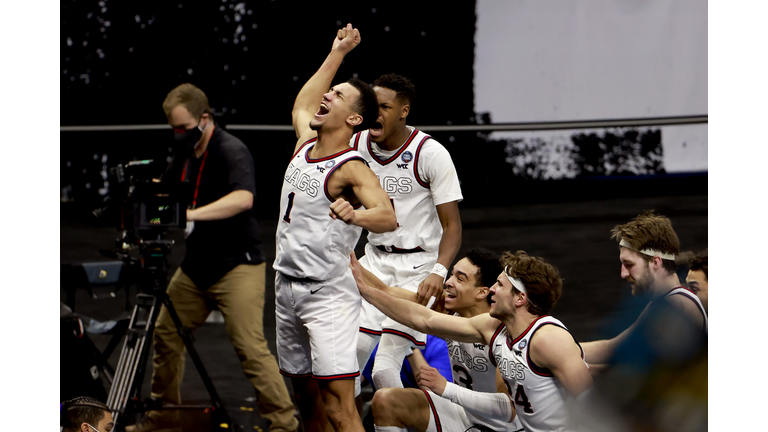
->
[[162, 83, 213, 120], [688, 248, 708, 279], [373, 73, 416, 107], [611, 210, 680, 274], [500, 250, 562, 315], [61, 397, 109, 432]]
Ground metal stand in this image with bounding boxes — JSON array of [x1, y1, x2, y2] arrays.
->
[[105, 239, 233, 431]]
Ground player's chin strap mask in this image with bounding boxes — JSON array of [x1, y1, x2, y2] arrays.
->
[[503, 266, 541, 311], [618, 239, 676, 261]]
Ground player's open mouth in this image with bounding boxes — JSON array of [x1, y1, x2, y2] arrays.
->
[[315, 103, 330, 117], [446, 291, 457, 301], [370, 121, 383, 137]]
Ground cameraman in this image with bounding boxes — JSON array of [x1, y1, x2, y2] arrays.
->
[[127, 84, 298, 432]]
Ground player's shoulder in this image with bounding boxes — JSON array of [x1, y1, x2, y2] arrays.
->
[[665, 290, 706, 323]]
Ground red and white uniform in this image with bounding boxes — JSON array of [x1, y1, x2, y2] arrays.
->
[[351, 127, 463, 342], [664, 286, 708, 333], [273, 139, 366, 379], [490, 316, 587, 432], [421, 318, 523, 432]]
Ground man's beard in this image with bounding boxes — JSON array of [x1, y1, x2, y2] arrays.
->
[[628, 267, 654, 295]]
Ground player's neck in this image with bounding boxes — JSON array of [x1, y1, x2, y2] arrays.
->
[[650, 273, 683, 297], [458, 303, 491, 319], [378, 124, 411, 152], [505, 309, 540, 340], [315, 129, 353, 157]]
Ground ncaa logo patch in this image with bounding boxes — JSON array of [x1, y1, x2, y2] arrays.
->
[[518, 339, 527, 349], [325, 160, 336, 169], [401, 151, 413, 163]]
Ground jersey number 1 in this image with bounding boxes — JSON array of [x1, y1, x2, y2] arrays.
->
[[283, 192, 295, 223]]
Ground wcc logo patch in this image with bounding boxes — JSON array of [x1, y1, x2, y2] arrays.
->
[[317, 160, 336, 173]]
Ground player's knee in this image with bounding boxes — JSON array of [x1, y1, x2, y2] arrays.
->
[[372, 367, 400, 389], [371, 388, 398, 423]]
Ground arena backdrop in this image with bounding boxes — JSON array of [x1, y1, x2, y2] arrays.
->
[[60, 0, 707, 219]]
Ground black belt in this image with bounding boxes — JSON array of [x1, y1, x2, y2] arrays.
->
[[280, 273, 318, 283], [375, 245, 425, 254]]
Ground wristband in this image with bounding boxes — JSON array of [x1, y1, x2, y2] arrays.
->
[[431, 263, 448, 279]]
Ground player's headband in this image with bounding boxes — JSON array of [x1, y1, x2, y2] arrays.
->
[[619, 239, 676, 261], [503, 266, 542, 311]]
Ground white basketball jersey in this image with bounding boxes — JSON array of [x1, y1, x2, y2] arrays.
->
[[446, 319, 517, 431], [273, 138, 365, 281], [665, 286, 708, 333], [490, 316, 585, 432], [351, 127, 460, 252]]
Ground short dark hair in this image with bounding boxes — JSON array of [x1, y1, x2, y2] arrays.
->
[[61, 397, 109, 432], [373, 73, 416, 107], [463, 248, 502, 289], [346, 78, 379, 133], [689, 248, 708, 280]]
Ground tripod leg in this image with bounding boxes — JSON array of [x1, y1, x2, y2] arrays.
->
[[159, 292, 234, 430]]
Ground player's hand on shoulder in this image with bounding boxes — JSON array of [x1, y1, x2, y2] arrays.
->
[[332, 23, 361, 54], [417, 273, 445, 306], [330, 197, 356, 224], [418, 365, 448, 395]]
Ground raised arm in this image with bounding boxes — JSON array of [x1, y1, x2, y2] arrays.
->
[[292, 23, 361, 149], [351, 252, 494, 343], [328, 160, 397, 233]]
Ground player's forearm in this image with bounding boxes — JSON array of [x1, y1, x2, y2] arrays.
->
[[435, 217, 462, 268], [292, 49, 346, 123], [359, 284, 432, 331], [187, 190, 253, 222], [441, 383, 516, 423], [352, 206, 397, 233]]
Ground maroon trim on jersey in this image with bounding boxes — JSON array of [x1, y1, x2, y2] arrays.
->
[[305, 143, 357, 163], [323, 156, 367, 204], [509, 315, 549, 349], [381, 328, 426, 347], [489, 322, 506, 367], [352, 131, 363, 150], [412, 134, 433, 189], [292, 137, 317, 160], [525, 322, 584, 377], [279, 370, 312, 378], [367, 128, 419, 165], [421, 389, 443, 432], [313, 371, 361, 380], [666, 287, 708, 330], [359, 327, 382, 336]]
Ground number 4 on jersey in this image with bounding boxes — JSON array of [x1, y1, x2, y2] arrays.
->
[[514, 384, 534, 413]]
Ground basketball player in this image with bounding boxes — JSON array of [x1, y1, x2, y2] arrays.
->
[[274, 24, 396, 432], [351, 250, 594, 432], [351, 73, 463, 392], [581, 211, 707, 367], [686, 248, 708, 313], [356, 249, 524, 432]]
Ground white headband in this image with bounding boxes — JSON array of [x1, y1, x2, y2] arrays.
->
[[619, 239, 676, 261], [503, 266, 527, 294], [503, 266, 542, 310]]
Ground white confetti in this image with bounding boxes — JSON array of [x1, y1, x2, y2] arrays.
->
[[187, 68, 193, 75], [135, 15, 141, 23], [67, 37, 73, 46]]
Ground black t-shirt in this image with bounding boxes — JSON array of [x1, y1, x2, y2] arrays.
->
[[176, 125, 265, 289]]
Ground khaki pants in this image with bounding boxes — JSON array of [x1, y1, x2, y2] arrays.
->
[[149, 263, 298, 432]]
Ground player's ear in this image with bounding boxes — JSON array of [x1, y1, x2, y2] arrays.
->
[[347, 113, 363, 128], [400, 103, 410, 120], [476, 286, 489, 300]]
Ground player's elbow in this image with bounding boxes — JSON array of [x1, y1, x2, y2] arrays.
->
[[237, 191, 254, 212]]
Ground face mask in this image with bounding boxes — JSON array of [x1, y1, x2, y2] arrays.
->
[[173, 119, 206, 152]]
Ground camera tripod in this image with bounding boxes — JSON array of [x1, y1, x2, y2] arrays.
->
[[105, 238, 233, 431]]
